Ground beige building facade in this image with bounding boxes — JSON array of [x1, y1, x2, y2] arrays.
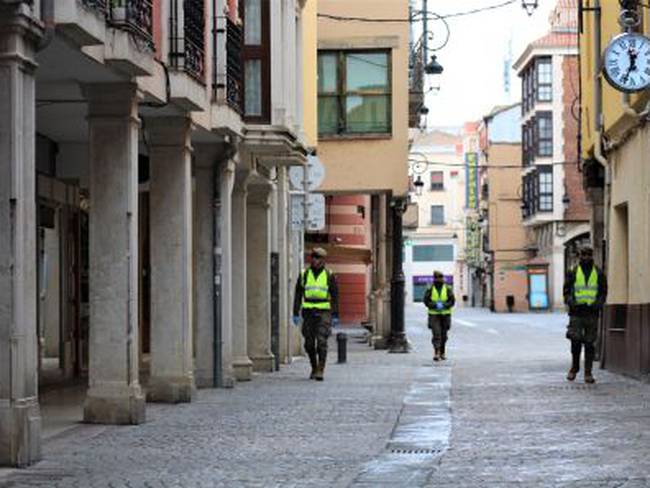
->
[[315, 0, 409, 349], [579, 0, 650, 377], [480, 105, 529, 313]]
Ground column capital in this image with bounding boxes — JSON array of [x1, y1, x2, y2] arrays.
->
[[0, 3, 44, 72], [247, 182, 273, 207], [221, 159, 236, 177], [234, 169, 252, 193], [194, 142, 237, 170], [145, 116, 193, 149], [83, 83, 140, 120]]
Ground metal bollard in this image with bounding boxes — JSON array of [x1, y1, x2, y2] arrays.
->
[[337, 333, 347, 364]]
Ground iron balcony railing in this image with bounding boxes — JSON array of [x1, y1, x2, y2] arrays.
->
[[169, 0, 206, 83], [81, 0, 108, 14], [226, 17, 243, 112], [109, 0, 154, 47]]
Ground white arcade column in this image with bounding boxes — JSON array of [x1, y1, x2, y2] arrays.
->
[[83, 83, 145, 424], [147, 117, 195, 403], [0, 2, 43, 467], [231, 170, 254, 380], [246, 181, 274, 372]]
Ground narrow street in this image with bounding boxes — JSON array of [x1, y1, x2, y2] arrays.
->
[[1, 307, 648, 488]]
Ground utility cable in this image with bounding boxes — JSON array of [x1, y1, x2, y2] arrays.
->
[[408, 157, 582, 170], [318, 1, 518, 23]]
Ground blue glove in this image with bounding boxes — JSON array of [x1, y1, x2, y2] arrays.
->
[[436, 302, 444, 310], [292, 315, 301, 327], [332, 316, 340, 328]]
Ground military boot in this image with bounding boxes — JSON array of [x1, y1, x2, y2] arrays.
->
[[314, 363, 325, 381], [584, 345, 596, 384], [433, 349, 441, 362], [315, 353, 326, 381], [440, 345, 447, 361], [309, 354, 318, 380], [566, 368, 578, 381]]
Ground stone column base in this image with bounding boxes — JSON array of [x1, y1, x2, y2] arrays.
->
[[371, 335, 389, 350], [388, 336, 412, 354], [83, 386, 146, 425], [195, 370, 236, 389], [251, 354, 275, 373], [147, 376, 195, 403], [0, 399, 41, 467], [195, 370, 214, 389], [232, 357, 254, 381], [222, 364, 236, 388]]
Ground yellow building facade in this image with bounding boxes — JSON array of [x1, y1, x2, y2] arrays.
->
[[580, 0, 650, 376], [302, 0, 318, 148], [311, 0, 410, 349]]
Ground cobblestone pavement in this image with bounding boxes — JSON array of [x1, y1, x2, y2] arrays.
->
[[429, 309, 650, 488], [2, 307, 650, 487], [0, 317, 433, 488]]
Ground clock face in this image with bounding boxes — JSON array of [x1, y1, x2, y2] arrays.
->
[[603, 33, 650, 93], [411, 160, 428, 175]]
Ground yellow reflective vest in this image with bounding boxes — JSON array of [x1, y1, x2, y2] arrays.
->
[[574, 266, 598, 305], [429, 285, 452, 315], [302, 268, 331, 310]]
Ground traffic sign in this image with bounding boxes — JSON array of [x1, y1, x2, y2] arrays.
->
[[306, 193, 325, 231], [289, 155, 326, 191]]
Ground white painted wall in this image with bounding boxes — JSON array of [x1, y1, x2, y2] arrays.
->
[[404, 235, 457, 304]]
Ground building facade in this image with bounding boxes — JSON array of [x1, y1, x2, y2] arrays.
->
[[406, 129, 466, 305], [479, 104, 530, 313], [0, 0, 314, 467], [513, 0, 590, 312], [579, 0, 650, 378], [315, 0, 410, 349]]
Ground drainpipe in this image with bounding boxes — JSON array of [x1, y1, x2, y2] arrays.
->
[[593, 0, 606, 168], [213, 139, 237, 388], [37, 0, 55, 51], [592, 0, 609, 368], [592, 0, 608, 255]]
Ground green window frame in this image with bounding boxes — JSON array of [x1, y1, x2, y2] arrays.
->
[[318, 50, 392, 137]]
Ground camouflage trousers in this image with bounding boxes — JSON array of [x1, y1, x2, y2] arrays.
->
[[428, 315, 451, 350], [302, 310, 332, 365], [567, 315, 599, 372], [566, 315, 599, 344]]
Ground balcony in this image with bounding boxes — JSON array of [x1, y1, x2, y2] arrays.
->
[[226, 17, 243, 113], [169, 0, 205, 83], [81, 0, 108, 15], [109, 0, 154, 48]]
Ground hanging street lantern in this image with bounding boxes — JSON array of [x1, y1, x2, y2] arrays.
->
[[413, 175, 425, 196], [522, 0, 539, 16]]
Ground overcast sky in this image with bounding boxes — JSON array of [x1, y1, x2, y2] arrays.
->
[[416, 0, 558, 127]]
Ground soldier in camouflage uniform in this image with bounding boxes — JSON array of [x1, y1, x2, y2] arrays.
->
[[563, 246, 607, 384], [292, 248, 339, 381]]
